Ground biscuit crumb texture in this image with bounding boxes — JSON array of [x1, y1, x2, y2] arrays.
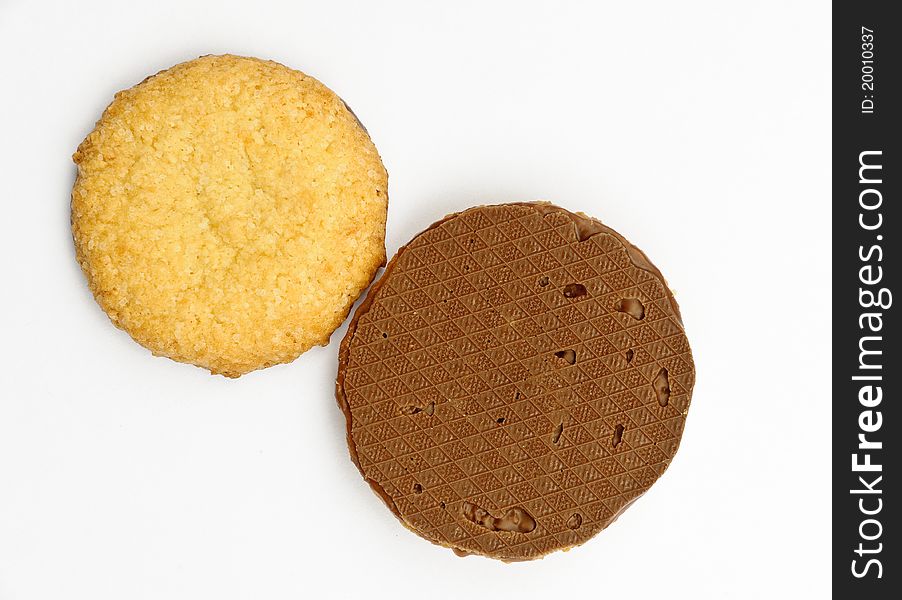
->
[[72, 55, 388, 377]]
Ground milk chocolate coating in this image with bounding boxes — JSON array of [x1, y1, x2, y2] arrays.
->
[[336, 203, 695, 560]]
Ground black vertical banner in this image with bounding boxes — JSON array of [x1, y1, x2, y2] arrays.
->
[[834, 2, 899, 596]]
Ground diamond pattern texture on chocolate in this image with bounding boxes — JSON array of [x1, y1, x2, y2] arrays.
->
[[337, 203, 695, 561]]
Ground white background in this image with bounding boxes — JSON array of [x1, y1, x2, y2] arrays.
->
[[0, 1, 831, 598]]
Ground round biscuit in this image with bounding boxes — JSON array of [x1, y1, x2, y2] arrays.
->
[[72, 55, 388, 377], [337, 203, 695, 560]]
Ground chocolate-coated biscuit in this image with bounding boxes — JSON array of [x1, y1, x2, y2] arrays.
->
[[337, 202, 694, 560]]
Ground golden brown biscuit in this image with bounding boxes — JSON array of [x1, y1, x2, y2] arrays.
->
[[337, 203, 694, 560], [72, 55, 388, 377]]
